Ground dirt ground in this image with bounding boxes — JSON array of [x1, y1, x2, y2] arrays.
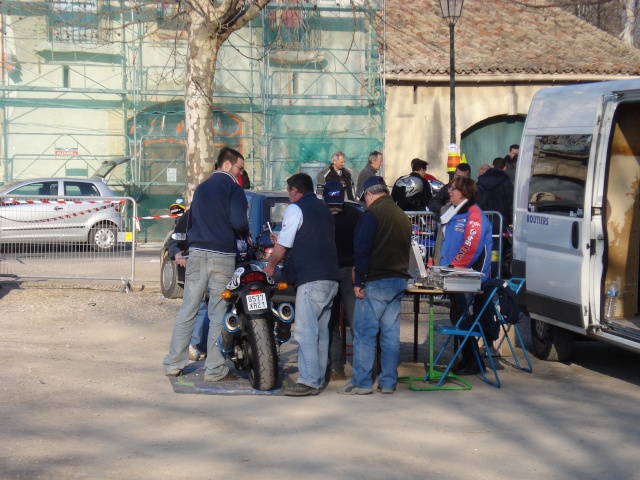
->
[[2, 281, 640, 479]]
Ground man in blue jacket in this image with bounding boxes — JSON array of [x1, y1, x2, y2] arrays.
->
[[164, 147, 248, 382], [264, 173, 340, 396]]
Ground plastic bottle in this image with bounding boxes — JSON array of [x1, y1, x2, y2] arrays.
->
[[604, 281, 619, 322]]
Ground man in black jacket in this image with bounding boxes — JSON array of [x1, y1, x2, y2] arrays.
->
[[428, 163, 471, 214], [323, 181, 363, 381], [391, 158, 433, 211], [477, 157, 514, 231], [478, 157, 514, 278], [317, 151, 355, 200]]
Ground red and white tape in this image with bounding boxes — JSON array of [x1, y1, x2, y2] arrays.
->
[[133, 212, 182, 231], [1, 202, 123, 224], [1, 199, 126, 206]]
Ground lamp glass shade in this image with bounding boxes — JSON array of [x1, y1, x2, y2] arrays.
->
[[439, 0, 464, 24]]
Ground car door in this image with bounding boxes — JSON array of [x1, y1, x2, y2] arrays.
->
[[0, 180, 65, 242], [62, 180, 103, 239]]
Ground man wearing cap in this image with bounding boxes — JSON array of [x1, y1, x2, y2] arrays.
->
[[391, 158, 433, 211], [338, 176, 412, 395], [264, 173, 339, 396], [323, 180, 363, 381], [356, 150, 383, 199]]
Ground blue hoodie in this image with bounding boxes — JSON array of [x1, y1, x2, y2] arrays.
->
[[188, 170, 248, 255]]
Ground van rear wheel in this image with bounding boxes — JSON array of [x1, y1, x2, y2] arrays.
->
[[531, 319, 573, 361]]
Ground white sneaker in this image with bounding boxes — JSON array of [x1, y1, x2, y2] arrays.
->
[[188, 344, 206, 361]]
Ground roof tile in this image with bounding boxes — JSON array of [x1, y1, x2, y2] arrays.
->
[[381, 0, 640, 76]]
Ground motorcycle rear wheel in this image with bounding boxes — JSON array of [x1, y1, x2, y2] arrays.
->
[[245, 315, 278, 390]]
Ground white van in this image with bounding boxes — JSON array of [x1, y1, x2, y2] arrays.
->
[[512, 79, 640, 361]]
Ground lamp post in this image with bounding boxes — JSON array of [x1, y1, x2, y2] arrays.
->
[[439, 0, 464, 147]]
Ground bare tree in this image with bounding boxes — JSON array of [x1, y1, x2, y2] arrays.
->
[[182, 0, 271, 201], [622, 0, 637, 43], [550, 0, 639, 46]]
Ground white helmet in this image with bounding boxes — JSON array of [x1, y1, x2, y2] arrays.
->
[[395, 175, 423, 198]]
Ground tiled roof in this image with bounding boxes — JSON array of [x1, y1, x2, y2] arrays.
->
[[381, 0, 640, 76]]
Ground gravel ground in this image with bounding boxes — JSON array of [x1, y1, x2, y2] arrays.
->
[[2, 280, 640, 480]]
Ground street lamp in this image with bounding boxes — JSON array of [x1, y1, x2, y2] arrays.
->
[[439, 0, 464, 146]]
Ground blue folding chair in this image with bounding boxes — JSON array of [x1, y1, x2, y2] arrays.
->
[[431, 284, 503, 388], [431, 277, 532, 389], [491, 278, 532, 373]]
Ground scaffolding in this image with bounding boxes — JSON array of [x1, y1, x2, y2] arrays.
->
[[1, 1, 384, 241]]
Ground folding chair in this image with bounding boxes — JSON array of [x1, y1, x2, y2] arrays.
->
[[431, 284, 503, 388], [491, 278, 532, 373]]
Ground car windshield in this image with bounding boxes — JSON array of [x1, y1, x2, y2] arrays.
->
[[267, 198, 289, 225]]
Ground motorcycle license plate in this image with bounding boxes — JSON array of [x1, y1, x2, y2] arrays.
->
[[246, 293, 268, 311]]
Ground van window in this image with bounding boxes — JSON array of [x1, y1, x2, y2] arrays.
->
[[527, 134, 590, 217]]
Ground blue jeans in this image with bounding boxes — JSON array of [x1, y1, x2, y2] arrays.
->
[[191, 298, 210, 353], [293, 280, 339, 389], [163, 250, 236, 379], [328, 266, 357, 371], [352, 277, 408, 390]]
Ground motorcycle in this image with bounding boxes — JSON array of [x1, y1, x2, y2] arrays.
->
[[217, 262, 295, 390]]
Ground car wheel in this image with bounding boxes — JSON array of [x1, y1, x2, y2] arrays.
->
[[89, 223, 117, 252], [161, 252, 183, 299], [530, 318, 573, 361]]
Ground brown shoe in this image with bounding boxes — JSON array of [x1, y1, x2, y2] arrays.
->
[[204, 371, 240, 382]]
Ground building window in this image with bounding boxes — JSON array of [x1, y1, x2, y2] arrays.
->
[[157, 2, 187, 34], [267, 2, 321, 51], [49, 1, 102, 44]]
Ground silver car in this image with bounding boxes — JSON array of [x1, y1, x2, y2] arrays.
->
[[0, 177, 124, 251]]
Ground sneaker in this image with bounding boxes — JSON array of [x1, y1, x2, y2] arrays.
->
[[188, 345, 206, 361], [329, 369, 347, 382], [165, 369, 183, 377], [376, 385, 397, 394], [284, 383, 320, 397], [204, 370, 241, 382], [337, 382, 373, 395]]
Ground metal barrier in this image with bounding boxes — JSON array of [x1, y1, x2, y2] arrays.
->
[[0, 195, 137, 290], [405, 209, 505, 279]]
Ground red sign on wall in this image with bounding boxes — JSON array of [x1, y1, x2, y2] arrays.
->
[[55, 148, 79, 156]]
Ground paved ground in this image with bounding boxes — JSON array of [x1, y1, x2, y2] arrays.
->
[[1, 249, 640, 479]]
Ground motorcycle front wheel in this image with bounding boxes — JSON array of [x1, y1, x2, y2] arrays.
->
[[245, 314, 278, 390]]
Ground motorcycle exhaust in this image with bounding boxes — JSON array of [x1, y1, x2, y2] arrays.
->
[[275, 320, 292, 344], [217, 312, 241, 355], [276, 303, 295, 323], [223, 312, 241, 333], [217, 329, 236, 355], [273, 303, 295, 343]]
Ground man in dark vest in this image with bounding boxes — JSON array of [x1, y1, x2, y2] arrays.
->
[[264, 173, 340, 396], [338, 176, 412, 395]]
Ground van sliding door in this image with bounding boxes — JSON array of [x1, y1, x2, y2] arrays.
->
[[594, 100, 640, 325]]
